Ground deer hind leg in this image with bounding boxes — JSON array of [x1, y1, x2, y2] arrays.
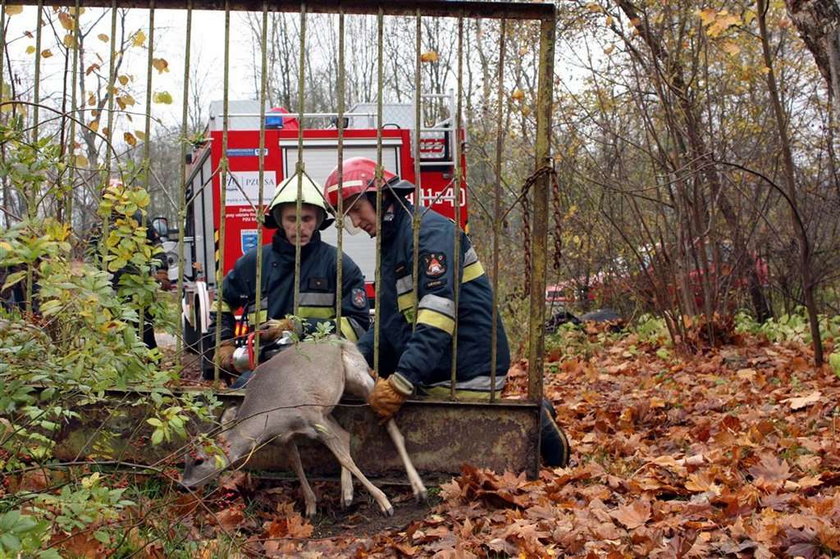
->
[[340, 466, 353, 508], [384, 419, 427, 502], [285, 441, 317, 518], [341, 342, 424, 504], [316, 416, 394, 516]]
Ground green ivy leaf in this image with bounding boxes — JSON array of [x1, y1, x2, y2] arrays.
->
[[0, 532, 21, 552]]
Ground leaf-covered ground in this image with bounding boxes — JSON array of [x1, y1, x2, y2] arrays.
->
[[150, 331, 839, 557]]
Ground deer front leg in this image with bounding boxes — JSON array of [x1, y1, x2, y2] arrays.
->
[[316, 416, 394, 516], [286, 441, 317, 518], [385, 419, 427, 502]]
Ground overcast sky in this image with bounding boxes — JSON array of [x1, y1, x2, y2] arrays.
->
[[4, 6, 258, 133]]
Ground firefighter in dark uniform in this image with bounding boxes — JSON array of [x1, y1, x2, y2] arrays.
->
[[204, 173, 369, 383], [322, 157, 570, 467]]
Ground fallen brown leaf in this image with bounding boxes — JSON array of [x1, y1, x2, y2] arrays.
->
[[782, 391, 822, 410], [609, 499, 651, 529], [215, 506, 245, 532]]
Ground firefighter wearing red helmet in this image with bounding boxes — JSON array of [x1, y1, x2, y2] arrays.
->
[[203, 172, 369, 386], [323, 157, 570, 467]]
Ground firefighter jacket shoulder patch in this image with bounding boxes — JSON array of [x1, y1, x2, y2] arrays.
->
[[352, 287, 367, 309], [423, 253, 446, 278]]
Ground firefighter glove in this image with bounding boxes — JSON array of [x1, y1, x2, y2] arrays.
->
[[215, 341, 237, 372], [257, 318, 298, 343], [368, 372, 413, 420], [155, 269, 172, 291]]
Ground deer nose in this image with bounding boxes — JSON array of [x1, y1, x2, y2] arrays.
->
[[176, 478, 194, 493]]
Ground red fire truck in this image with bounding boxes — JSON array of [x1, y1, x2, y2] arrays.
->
[[167, 95, 468, 350]]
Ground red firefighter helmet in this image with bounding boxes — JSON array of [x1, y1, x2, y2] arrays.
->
[[323, 157, 413, 207]]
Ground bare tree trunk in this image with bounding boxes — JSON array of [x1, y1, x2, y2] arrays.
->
[[758, 0, 824, 366], [784, 0, 840, 113], [829, 31, 840, 115]]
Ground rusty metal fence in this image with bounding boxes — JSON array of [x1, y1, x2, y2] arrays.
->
[[2, 0, 557, 474]]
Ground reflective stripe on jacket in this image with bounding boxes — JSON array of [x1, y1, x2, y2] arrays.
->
[[357, 202, 509, 392]]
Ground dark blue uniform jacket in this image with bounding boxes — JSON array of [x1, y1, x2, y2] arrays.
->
[[215, 229, 369, 342], [358, 202, 510, 392]]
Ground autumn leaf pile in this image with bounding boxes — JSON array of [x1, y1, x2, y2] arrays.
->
[[147, 329, 838, 558]]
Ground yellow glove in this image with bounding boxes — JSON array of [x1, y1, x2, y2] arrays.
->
[[257, 318, 297, 343], [368, 373, 413, 420]]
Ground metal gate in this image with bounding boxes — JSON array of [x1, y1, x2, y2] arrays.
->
[[1, 0, 557, 478]]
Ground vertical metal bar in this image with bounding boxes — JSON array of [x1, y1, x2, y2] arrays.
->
[[24, 1, 45, 311], [64, 0, 81, 222], [0, 3, 6, 228], [372, 7, 384, 374], [490, 18, 506, 403], [252, 1, 269, 359], [99, 2, 118, 275], [104, 1, 117, 177], [213, 0, 232, 384], [334, 9, 345, 327], [449, 16, 464, 398], [57, 7, 69, 210], [31, 0, 43, 146], [142, 3, 155, 186], [293, 2, 307, 315], [176, 0, 193, 358], [411, 11, 421, 338], [139, 1, 156, 343], [526, 14, 556, 401], [0, 3, 4, 102]]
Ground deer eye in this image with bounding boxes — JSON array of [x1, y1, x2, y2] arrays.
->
[[193, 458, 205, 467]]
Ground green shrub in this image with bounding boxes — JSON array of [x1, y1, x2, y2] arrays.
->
[[735, 308, 840, 344], [0, 128, 216, 555]]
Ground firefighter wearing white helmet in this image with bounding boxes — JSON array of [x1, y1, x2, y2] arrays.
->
[[263, 172, 335, 232], [203, 172, 369, 386]]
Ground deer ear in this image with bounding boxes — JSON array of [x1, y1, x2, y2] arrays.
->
[[220, 406, 238, 429], [216, 406, 238, 443]]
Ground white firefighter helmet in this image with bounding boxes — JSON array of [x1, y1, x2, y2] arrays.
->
[[264, 172, 334, 230]]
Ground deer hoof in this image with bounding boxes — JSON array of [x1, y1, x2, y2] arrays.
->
[[415, 489, 428, 503], [342, 497, 353, 509], [382, 506, 394, 517]]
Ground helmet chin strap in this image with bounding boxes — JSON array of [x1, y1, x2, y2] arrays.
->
[[343, 215, 363, 236]]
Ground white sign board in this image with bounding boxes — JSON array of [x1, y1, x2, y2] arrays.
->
[[225, 171, 277, 206]]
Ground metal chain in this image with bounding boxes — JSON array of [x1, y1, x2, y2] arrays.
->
[[551, 167, 562, 271], [521, 180, 531, 297], [519, 165, 554, 297]]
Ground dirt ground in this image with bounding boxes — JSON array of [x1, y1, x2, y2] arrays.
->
[[303, 481, 440, 539], [156, 333, 205, 384]]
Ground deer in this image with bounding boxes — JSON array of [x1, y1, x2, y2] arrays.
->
[[180, 337, 426, 517]]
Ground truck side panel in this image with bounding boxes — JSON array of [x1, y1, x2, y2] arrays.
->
[[211, 130, 283, 277]]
